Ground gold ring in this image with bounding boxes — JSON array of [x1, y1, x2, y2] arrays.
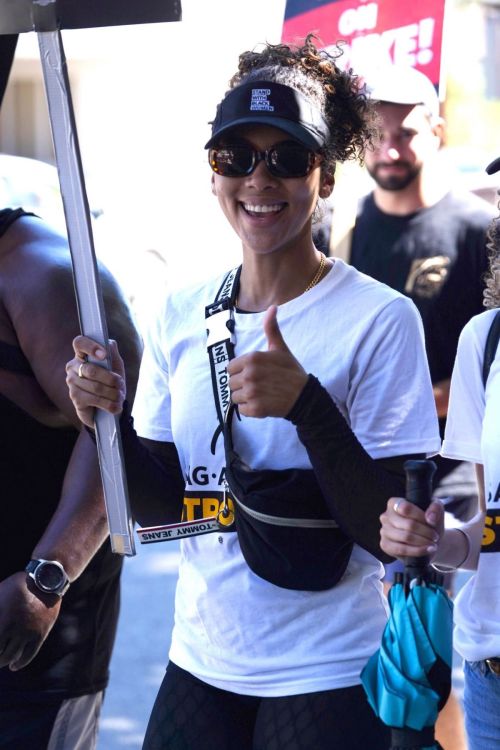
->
[[78, 362, 85, 379]]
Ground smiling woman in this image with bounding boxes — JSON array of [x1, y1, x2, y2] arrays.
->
[[203, 47, 374, 308], [209, 122, 327, 278], [65, 34, 441, 750]]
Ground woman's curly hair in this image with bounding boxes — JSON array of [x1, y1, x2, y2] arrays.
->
[[484, 199, 500, 309], [227, 34, 377, 175]]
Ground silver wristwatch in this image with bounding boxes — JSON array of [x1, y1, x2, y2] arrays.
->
[[25, 559, 70, 597]]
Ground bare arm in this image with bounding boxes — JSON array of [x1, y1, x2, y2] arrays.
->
[[0, 216, 142, 670], [0, 431, 107, 671], [432, 377, 450, 419], [31, 430, 110, 578]]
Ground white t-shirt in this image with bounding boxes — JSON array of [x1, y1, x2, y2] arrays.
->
[[133, 259, 440, 696], [442, 308, 500, 662]]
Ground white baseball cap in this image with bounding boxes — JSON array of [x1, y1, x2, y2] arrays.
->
[[366, 65, 440, 118]]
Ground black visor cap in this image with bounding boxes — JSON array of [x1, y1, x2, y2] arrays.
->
[[486, 156, 500, 175], [205, 80, 330, 152]]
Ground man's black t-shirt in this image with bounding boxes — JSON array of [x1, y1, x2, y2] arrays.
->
[[350, 190, 494, 489], [351, 190, 494, 384]]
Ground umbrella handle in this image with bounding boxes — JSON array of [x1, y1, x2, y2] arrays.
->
[[403, 459, 437, 584], [404, 459, 436, 511]]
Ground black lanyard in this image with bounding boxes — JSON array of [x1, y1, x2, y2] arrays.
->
[[205, 266, 241, 454]]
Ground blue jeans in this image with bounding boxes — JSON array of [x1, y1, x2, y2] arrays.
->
[[464, 660, 500, 750]]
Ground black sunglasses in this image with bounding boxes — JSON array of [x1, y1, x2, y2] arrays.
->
[[208, 140, 319, 179]]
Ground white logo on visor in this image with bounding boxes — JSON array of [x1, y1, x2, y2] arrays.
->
[[250, 88, 274, 112]]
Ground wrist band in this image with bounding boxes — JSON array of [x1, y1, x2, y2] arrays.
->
[[431, 528, 470, 572]]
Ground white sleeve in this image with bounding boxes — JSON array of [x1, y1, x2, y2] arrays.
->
[[347, 296, 441, 458], [442, 317, 485, 464], [132, 297, 173, 442]]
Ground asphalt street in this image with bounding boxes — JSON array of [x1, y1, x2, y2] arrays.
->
[[97, 540, 181, 750]]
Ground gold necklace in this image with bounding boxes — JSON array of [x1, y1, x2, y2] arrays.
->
[[304, 253, 326, 292], [235, 253, 327, 308]]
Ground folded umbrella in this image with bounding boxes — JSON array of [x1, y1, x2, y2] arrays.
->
[[361, 460, 453, 750]]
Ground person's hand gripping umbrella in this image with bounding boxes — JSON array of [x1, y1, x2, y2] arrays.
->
[[362, 460, 453, 750]]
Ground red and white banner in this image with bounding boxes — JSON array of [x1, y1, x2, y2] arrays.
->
[[282, 0, 447, 88]]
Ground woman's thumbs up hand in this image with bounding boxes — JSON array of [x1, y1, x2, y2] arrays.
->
[[228, 305, 308, 418]]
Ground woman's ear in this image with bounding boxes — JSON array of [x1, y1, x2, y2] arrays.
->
[[319, 172, 335, 199]]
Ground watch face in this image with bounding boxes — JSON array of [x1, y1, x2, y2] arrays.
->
[[35, 562, 65, 592]]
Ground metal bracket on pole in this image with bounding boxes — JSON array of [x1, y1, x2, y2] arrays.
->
[[0, 0, 182, 555]]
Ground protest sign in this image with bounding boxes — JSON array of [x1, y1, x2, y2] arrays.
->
[[282, 0, 446, 87]]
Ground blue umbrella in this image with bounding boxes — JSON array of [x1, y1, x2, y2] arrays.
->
[[361, 460, 453, 750]]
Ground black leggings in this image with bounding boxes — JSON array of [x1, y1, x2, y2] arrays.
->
[[142, 662, 390, 750]]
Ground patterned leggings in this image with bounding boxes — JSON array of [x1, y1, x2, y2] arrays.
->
[[142, 662, 390, 750]]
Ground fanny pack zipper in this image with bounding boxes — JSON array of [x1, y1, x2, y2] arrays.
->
[[231, 490, 339, 529]]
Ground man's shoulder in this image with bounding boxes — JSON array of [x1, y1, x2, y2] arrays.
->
[[0, 216, 75, 304], [437, 189, 496, 226], [0, 212, 69, 263], [0, 208, 33, 235], [356, 191, 376, 218], [356, 188, 495, 226]]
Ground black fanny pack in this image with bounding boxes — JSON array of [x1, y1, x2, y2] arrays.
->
[[206, 268, 353, 591], [224, 407, 354, 591]]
